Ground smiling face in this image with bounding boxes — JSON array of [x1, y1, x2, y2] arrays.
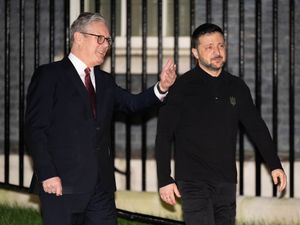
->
[[192, 32, 226, 77], [71, 21, 110, 67]]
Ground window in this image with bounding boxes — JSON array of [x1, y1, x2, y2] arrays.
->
[[81, 0, 190, 37]]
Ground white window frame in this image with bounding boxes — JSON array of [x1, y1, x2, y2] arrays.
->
[[69, 0, 191, 61]]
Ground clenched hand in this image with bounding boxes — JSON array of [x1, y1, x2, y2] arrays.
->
[[42, 176, 63, 196]]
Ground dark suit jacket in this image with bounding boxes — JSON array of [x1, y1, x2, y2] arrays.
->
[[25, 57, 159, 194]]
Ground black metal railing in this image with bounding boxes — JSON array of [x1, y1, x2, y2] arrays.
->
[[0, 1, 298, 224]]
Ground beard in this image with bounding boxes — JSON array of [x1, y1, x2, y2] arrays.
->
[[198, 55, 225, 72]]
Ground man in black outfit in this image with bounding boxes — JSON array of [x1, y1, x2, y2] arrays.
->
[[155, 23, 287, 225]]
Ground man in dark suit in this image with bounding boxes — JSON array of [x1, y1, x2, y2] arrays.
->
[[25, 12, 176, 225]]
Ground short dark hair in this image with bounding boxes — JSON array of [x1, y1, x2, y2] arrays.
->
[[192, 23, 224, 48]]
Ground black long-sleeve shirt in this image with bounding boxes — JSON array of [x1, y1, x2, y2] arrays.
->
[[155, 65, 283, 188]]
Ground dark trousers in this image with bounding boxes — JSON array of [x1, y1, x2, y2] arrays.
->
[[177, 180, 236, 225], [39, 183, 117, 225]]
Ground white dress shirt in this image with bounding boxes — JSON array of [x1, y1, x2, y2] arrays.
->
[[68, 53, 96, 90], [68, 52, 167, 100]]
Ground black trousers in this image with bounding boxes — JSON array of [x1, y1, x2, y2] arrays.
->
[[39, 183, 117, 225], [177, 180, 236, 225]]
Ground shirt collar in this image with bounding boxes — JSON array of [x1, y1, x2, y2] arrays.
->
[[68, 53, 94, 76]]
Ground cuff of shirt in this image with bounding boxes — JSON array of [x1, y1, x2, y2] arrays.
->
[[154, 82, 168, 101]]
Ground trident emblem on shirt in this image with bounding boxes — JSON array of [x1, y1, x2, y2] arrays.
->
[[230, 96, 236, 106]]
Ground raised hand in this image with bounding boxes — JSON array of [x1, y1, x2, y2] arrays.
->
[[158, 58, 177, 92]]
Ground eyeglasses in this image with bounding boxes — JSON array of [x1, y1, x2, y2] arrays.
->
[[80, 32, 112, 46]]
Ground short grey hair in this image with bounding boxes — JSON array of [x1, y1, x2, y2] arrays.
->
[[70, 12, 107, 48]]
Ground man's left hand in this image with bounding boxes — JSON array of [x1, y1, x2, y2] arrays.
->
[[159, 58, 176, 92], [271, 168, 287, 192]]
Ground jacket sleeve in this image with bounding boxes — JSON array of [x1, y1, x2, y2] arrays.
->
[[114, 84, 160, 113], [238, 80, 283, 171], [25, 66, 58, 182], [155, 82, 183, 188]]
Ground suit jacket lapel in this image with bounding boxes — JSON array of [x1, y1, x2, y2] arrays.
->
[[94, 67, 108, 121], [62, 57, 92, 115]]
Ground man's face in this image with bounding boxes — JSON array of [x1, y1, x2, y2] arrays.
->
[[192, 32, 226, 76], [76, 21, 111, 67]]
